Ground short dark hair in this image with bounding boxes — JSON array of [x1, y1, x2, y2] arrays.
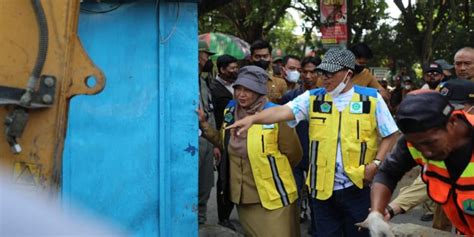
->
[[301, 56, 322, 67], [281, 55, 301, 66], [250, 40, 272, 56], [349, 43, 373, 59], [216, 54, 238, 73]]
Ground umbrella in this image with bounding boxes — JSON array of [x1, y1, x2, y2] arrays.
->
[[199, 32, 251, 60]]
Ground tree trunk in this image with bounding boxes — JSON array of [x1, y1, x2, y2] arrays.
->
[[420, 0, 435, 65], [347, 0, 353, 46]]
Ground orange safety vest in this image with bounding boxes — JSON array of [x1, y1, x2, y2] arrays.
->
[[408, 110, 474, 235]]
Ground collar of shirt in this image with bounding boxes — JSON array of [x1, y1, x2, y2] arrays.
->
[[332, 87, 355, 112], [216, 75, 234, 94]]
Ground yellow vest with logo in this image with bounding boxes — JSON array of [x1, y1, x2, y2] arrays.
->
[[221, 100, 298, 210], [307, 86, 378, 200]]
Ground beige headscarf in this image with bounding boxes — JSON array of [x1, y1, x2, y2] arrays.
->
[[228, 96, 267, 158]]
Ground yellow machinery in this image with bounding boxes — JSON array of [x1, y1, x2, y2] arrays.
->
[[0, 0, 104, 194]]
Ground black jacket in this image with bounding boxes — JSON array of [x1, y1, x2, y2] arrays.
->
[[210, 78, 233, 130]]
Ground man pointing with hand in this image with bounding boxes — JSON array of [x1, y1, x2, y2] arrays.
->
[[227, 48, 399, 237]]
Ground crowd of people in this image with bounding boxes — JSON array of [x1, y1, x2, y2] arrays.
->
[[197, 40, 474, 237]]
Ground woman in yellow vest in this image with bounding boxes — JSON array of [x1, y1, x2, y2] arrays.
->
[[199, 65, 303, 237]]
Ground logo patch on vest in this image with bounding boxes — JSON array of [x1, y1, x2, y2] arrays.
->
[[350, 102, 363, 114], [320, 102, 332, 113], [263, 124, 275, 129], [224, 112, 233, 123], [463, 199, 474, 215]]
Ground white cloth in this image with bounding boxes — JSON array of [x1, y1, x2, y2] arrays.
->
[[0, 173, 126, 236], [216, 75, 234, 95], [285, 87, 398, 190], [366, 212, 394, 237]]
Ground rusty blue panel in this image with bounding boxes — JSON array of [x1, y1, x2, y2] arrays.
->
[[62, 1, 198, 236]]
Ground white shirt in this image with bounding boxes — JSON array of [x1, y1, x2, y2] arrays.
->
[[285, 87, 398, 190], [216, 75, 234, 95]]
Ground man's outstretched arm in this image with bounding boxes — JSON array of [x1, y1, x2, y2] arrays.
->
[[226, 104, 295, 136]]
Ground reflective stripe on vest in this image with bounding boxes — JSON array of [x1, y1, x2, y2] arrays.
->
[[307, 86, 378, 200], [221, 100, 298, 210]]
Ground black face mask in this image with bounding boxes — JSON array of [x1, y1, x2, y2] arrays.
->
[[272, 64, 281, 76], [253, 60, 270, 70], [426, 80, 441, 89], [224, 71, 238, 83], [354, 64, 366, 74], [202, 60, 214, 73]]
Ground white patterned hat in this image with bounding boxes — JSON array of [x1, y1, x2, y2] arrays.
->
[[317, 48, 355, 73]]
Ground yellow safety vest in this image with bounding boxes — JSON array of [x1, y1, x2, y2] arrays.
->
[[307, 86, 378, 200], [221, 100, 298, 210]]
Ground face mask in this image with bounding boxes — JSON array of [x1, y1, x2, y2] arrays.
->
[[202, 60, 213, 73], [225, 71, 238, 83], [328, 70, 350, 97], [404, 84, 412, 90], [253, 60, 270, 70], [426, 80, 441, 90], [286, 70, 300, 83]]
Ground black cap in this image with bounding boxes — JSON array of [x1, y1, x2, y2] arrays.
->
[[439, 79, 474, 106], [396, 90, 454, 134], [423, 62, 443, 74]]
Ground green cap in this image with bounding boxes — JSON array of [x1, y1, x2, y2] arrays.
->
[[199, 40, 216, 55], [272, 48, 285, 62]]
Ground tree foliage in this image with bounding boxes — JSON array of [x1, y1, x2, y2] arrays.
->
[[199, 0, 473, 74], [199, 0, 292, 44], [393, 0, 473, 65]]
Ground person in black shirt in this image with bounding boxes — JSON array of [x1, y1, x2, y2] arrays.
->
[[358, 88, 474, 236]]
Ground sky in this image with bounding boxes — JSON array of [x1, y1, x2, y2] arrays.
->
[[288, 1, 404, 35]]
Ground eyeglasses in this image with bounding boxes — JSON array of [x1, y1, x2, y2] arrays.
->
[[425, 72, 442, 77], [317, 71, 337, 78]]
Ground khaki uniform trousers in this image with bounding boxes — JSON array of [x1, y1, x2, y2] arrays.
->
[[237, 201, 300, 237], [392, 174, 452, 231]]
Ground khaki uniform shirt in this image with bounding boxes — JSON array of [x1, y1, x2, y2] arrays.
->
[[200, 121, 302, 204], [266, 75, 288, 103]]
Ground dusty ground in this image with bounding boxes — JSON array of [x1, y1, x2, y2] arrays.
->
[[200, 167, 438, 237]]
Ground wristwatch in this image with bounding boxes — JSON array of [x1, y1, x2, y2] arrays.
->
[[373, 159, 382, 168]]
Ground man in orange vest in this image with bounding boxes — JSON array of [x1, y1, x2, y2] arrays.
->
[[360, 89, 474, 236]]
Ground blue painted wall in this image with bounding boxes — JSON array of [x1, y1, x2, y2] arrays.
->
[[62, 1, 198, 236]]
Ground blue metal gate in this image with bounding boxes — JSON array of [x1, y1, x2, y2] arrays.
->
[[62, 1, 198, 236]]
